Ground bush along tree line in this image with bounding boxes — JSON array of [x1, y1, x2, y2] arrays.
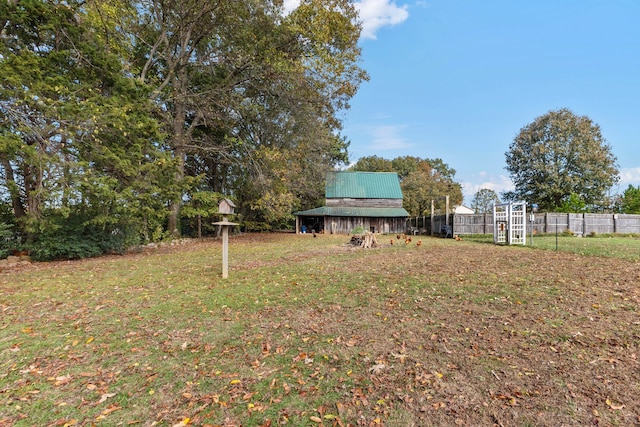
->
[[0, 0, 368, 260]]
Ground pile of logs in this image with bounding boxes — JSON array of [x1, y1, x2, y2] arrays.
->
[[349, 232, 378, 248]]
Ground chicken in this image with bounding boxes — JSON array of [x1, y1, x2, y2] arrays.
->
[[416, 240, 422, 246], [454, 235, 462, 241], [390, 239, 394, 245], [396, 234, 401, 240]]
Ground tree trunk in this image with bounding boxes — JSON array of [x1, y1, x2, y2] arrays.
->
[[0, 157, 26, 221], [166, 65, 189, 238], [167, 140, 186, 237]]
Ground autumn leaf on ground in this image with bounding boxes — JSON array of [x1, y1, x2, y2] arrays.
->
[[369, 363, 387, 374], [606, 398, 625, 410], [99, 393, 116, 403], [97, 404, 121, 417], [172, 418, 191, 426], [54, 375, 73, 386]]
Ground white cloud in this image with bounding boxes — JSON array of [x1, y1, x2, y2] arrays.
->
[[619, 167, 640, 187], [368, 124, 412, 150], [354, 0, 409, 40], [461, 174, 514, 204], [279, 0, 409, 40]]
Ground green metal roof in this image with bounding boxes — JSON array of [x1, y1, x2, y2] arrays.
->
[[294, 206, 409, 218], [325, 171, 402, 199]]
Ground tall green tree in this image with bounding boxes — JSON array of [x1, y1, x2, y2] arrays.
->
[[471, 188, 500, 213], [131, 0, 366, 234], [2, 0, 368, 251], [505, 108, 619, 211], [349, 155, 394, 173], [621, 185, 640, 214], [557, 193, 587, 213], [401, 162, 463, 216], [0, 0, 165, 244]]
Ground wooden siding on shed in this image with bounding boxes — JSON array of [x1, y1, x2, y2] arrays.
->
[[325, 216, 407, 235]]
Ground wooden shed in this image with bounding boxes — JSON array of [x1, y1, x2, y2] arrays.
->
[[294, 171, 409, 234]]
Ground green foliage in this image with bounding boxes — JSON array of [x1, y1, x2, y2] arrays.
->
[[1, 0, 369, 248], [557, 193, 587, 213], [471, 188, 500, 213], [0, 0, 167, 247], [181, 191, 223, 220], [505, 108, 619, 211], [349, 156, 394, 173], [621, 185, 640, 214], [0, 222, 15, 259], [241, 221, 273, 232], [350, 226, 366, 235], [180, 189, 225, 237], [26, 211, 136, 261], [131, 0, 367, 233]]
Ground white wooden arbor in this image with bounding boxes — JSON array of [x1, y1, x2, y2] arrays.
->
[[493, 201, 526, 245], [213, 198, 238, 278]]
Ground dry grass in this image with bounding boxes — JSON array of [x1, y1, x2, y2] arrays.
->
[[1, 233, 639, 426]]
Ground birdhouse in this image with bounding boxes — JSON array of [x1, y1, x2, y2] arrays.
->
[[214, 198, 238, 279], [218, 198, 236, 215]]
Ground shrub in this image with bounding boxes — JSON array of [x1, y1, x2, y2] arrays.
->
[[0, 222, 15, 259], [26, 213, 138, 261], [242, 221, 272, 232], [350, 226, 366, 235]]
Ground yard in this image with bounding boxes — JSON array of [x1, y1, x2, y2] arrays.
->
[[1, 233, 639, 426]]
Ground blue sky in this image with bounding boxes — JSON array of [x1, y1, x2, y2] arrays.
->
[[290, 0, 640, 204]]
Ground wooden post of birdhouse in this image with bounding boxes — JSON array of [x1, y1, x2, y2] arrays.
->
[[213, 198, 238, 279]]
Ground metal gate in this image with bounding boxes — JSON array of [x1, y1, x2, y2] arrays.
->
[[493, 201, 526, 245]]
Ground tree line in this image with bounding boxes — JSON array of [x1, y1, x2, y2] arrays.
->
[[1, 1, 635, 261], [1, 0, 368, 260]]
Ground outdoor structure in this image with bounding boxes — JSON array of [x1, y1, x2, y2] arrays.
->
[[294, 171, 409, 234], [213, 198, 238, 279], [493, 201, 526, 245], [454, 205, 474, 214], [418, 211, 640, 236]]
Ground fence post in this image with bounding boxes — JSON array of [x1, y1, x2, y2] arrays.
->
[[484, 213, 487, 234], [430, 199, 435, 236]]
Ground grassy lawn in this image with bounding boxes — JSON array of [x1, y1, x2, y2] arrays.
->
[[1, 233, 639, 426], [465, 233, 640, 262]]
